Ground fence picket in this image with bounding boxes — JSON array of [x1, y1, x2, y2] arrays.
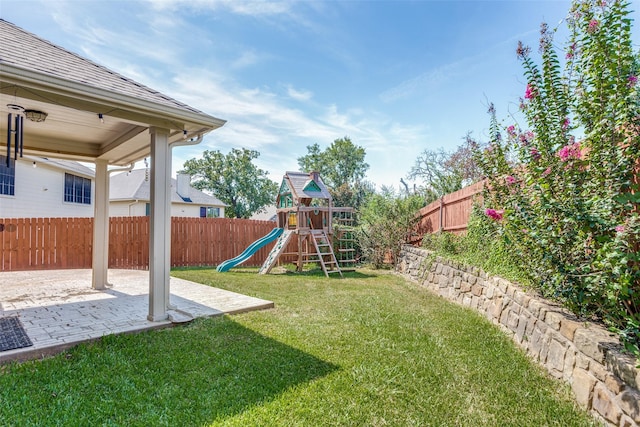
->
[[0, 216, 278, 271], [410, 181, 484, 245]]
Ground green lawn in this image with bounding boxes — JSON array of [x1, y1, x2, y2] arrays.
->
[[0, 267, 598, 426]]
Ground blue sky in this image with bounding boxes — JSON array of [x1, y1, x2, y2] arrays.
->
[[3, 1, 638, 189]]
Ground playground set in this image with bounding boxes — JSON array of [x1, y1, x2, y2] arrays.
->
[[217, 171, 356, 277]]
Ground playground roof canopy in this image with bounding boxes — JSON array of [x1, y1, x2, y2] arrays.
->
[[279, 171, 332, 206]]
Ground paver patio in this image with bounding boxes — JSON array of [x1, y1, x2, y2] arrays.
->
[[0, 269, 273, 363]]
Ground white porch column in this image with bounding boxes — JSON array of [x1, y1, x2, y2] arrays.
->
[[92, 159, 109, 290], [148, 127, 172, 321]]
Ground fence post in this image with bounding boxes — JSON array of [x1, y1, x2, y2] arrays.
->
[[439, 197, 444, 232]]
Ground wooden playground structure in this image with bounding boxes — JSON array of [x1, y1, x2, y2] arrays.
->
[[259, 171, 356, 277]]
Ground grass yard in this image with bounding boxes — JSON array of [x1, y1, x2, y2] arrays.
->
[[0, 267, 598, 426]]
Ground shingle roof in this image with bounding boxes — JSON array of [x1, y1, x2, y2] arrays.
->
[[0, 19, 204, 115], [110, 169, 226, 206], [284, 171, 332, 201]]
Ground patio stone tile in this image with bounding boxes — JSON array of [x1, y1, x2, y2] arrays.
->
[[0, 269, 273, 363]]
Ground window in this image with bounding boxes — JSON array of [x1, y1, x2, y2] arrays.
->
[[64, 173, 91, 204], [0, 156, 15, 196], [200, 207, 220, 218]]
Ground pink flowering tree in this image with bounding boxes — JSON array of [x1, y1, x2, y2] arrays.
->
[[474, 0, 640, 355]]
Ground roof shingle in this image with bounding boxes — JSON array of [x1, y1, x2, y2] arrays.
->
[[0, 19, 204, 115]]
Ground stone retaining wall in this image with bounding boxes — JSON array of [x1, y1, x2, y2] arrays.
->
[[397, 245, 640, 427]]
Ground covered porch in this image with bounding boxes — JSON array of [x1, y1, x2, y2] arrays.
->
[[1, 19, 228, 323], [0, 269, 273, 363]]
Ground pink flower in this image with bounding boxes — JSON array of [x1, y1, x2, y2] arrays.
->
[[519, 98, 527, 111], [565, 43, 576, 60], [542, 167, 552, 177], [524, 83, 537, 99], [562, 118, 570, 129], [507, 125, 517, 137], [485, 209, 504, 221], [530, 148, 541, 160], [519, 130, 534, 146], [506, 175, 517, 185], [587, 19, 599, 33], [628, 75, 638, 88], [516, 41, 531, 59], [615, 225, 625, 233], [557, 142, 582, 161]]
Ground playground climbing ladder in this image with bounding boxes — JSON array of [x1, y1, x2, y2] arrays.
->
[[259, 229, 294, 275], [310, 230, 343, 278]]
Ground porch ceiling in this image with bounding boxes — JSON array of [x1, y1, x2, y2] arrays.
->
[[0, 65, 224, 166]]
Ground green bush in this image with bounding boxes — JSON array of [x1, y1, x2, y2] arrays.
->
[[423, 205, 533, 288], [357, 189, 424, 268], [473, 0, 640, 356]]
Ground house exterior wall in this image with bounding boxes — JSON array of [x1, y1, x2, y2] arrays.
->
[[0, 159, 94, 218], [109, 201, 224, 218], [1, 159, 224, 219], [109, 200, 148, 217], [172, 203, 201, 218]]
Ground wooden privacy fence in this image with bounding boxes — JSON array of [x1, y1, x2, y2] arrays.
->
[[408, 180, 484, 246], [0, 217, 279, 272]]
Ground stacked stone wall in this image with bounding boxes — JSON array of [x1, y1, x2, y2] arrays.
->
[[397, 245, 640, 427]]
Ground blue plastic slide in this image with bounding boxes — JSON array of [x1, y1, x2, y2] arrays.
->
[[216, 227, 284, 272]]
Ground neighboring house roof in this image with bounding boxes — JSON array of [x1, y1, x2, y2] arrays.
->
[[251, 205, 277, 222], [282, 171, 332, 202], [0, 19, 203, 115], [110, 169, 226, 206]]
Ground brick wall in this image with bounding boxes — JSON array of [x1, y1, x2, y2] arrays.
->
[[397, 245, 640, 427]]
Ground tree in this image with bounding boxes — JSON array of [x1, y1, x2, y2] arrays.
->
[[408, 138, 484, 203], [297, 136, 372, 209], [181, 148, 277, 219], [298, 137, 369, 188]]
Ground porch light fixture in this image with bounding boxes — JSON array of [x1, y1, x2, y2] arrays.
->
[[24, 109, 48, 122], [98, 113, 104, 123], [183, 129, 188, 139]]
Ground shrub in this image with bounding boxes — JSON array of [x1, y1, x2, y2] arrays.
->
[[357, 189, 424, 268], [474, 0, 640, 356]]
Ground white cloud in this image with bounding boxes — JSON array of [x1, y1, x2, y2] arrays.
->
[[286, 85, 313, 102], [231, 50, 263, 69], [144, 0, 295, 17]]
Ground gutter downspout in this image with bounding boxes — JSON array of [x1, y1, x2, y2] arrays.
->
[[169, 133, 204, 149], [109, 162, 135, 175]]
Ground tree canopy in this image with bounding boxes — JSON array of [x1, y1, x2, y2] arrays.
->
[[407, 137, 484, 203], [181, 148, 277, 219], [297, 137, 369, 189], [297, 137, 373, 209]]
